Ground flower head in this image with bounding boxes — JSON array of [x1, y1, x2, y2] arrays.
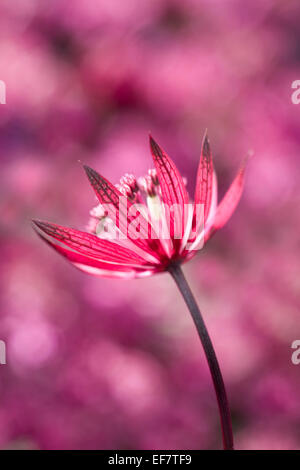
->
[[33, 132, 246, 279]]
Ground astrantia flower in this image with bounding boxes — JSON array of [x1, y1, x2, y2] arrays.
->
[[33, 131, 247, 450], [33, 133, 246, 280]]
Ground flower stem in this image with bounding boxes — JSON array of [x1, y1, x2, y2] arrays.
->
[[168, 263, 234, 450]]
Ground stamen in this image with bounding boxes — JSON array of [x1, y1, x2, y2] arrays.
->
[[90, 205, 106, 219], [115, 183, 129, 197], [86, 217, 99, 234], [138, 175, 156, 197], [148, 169, 159, 186], [146, 194, 162, 220], [116, 174, 139, 201], [87, 204, 107, 234], [120, 173, 138, 192]]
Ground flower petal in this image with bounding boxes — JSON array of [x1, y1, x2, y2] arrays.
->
[[184, 172, 218, 254], [194, 130, 214, 222], [32, 220, 149, 265], [207, 158, 247, 239], [187, 131, 213, 248], [83, 165, 161, 259], [74, 264, 157, 279], [34, 227, 158, 279], [149, 135, 189, 243]]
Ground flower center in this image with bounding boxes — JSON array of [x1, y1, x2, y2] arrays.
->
[[87, 169, 190, 241]]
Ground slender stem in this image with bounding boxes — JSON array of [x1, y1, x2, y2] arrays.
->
[[168, 263, 234, 450]]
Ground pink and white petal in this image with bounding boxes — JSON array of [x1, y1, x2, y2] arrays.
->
[[204, 171, 218, 230], [35, 230, 157, 279], [32, 220, 148, 265], [75, 264, 159, 279], [149, 136, 189, 243], [179, 201, 194, 254], [183, 172, 217, 255]]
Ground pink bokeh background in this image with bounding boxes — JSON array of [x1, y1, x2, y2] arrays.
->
[[0, 0, 300, 449]]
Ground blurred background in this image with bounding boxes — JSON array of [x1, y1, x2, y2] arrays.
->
[[0, 0, 300, 450]]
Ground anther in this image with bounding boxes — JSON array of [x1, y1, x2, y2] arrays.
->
[[138, 175, 156, 197], [148, 169, 159, 186], [116, 174, 139, 201]]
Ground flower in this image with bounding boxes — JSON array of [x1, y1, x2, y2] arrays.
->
[[33, 132, 246, 279]]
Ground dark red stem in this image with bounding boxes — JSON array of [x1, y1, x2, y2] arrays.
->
[[168, 263, 234, 450]]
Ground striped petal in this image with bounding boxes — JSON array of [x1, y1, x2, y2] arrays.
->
[[35, 231, 156, 279], [149, 136, 189, 245], [83, 165, 161, 259], [183, 172, 218, 254], [32, 220, 150, 266], [188, 131, 214, 248], [194, 130, 214, 222]]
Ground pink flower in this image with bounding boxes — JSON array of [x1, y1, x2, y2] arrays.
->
[[33, 132, 246, 279]]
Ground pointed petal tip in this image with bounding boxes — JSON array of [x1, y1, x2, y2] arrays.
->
[[202, 131, 211, 157], [149, 135, 163, 159], [32, 219, 40, 233], [32, 218, 50, 227], [84, 164, 100, 175], [203, 128, 209, 140], [32, 219, 51, 240], [83, 164, 93, 175], [31, 220, 56, 238], [83, 165, 102, 186], [149, 133, 156, 148], [32, 219, 44, 230]]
